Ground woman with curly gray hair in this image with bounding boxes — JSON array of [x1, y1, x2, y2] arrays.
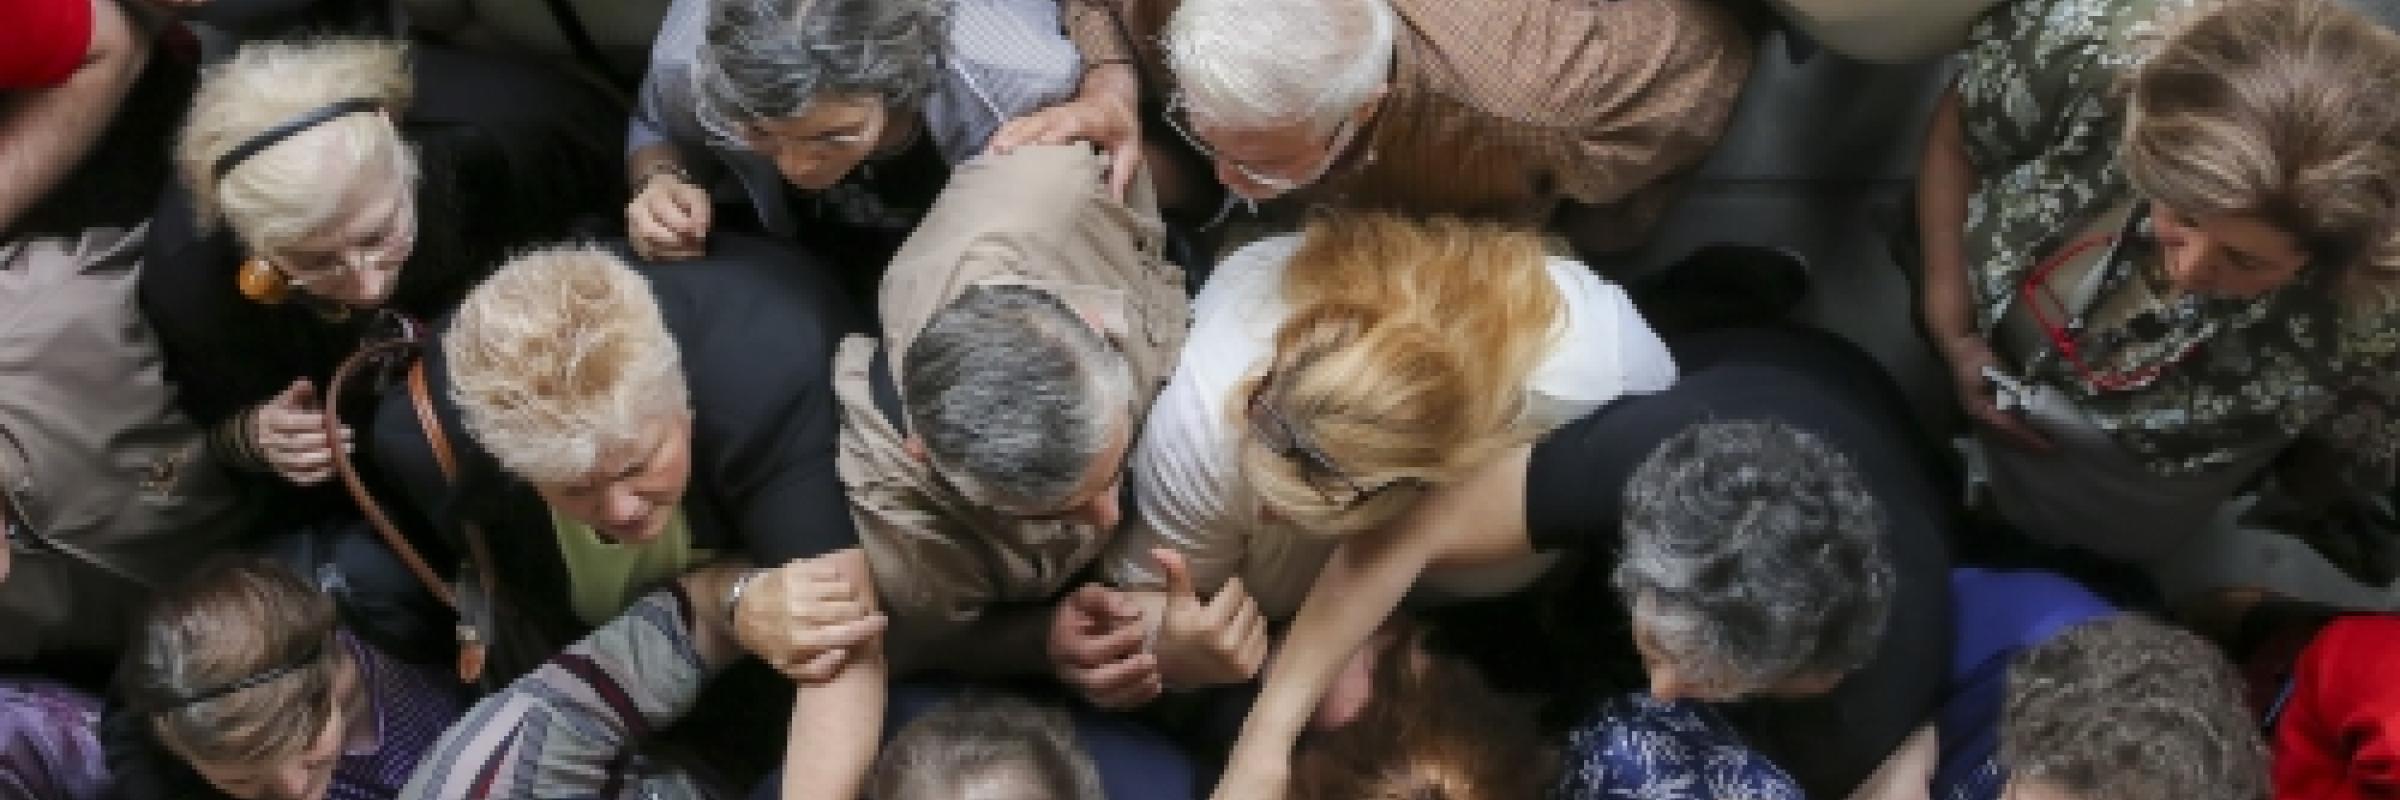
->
[[2001, 614, 2268, 800], [623, 0, 1081, 271]]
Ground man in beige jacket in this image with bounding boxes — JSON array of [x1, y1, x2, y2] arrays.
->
[[822, 143, 1191, 676]]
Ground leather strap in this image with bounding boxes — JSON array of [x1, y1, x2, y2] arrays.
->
[[408, 362, 457, 482], [327, 341, 457, 608]]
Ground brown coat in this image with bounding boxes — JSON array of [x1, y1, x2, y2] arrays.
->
[[835, 144, 1189, 656], [1068, 0, 1753, 233]]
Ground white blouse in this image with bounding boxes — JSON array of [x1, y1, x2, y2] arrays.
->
[[1102, 234, 1678, 618]]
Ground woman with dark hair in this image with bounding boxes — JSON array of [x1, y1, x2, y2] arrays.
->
[[1290, 620, 1555, 800], [623, 0, 1080, 279]]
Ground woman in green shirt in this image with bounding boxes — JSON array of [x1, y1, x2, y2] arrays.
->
[[1914, 0, 2400, 563]]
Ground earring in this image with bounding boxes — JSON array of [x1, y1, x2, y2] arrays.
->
[[237, 258, 291, 305]]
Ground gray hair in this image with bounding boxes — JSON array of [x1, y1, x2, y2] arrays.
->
[[1164, 0, 1397, 132], [1613, 420, 1893, 692], [870, 694, 1105, 800], [2003, 614, 2268, 800], [904, 284, 1133, 513], [692, 0, 948, 150]]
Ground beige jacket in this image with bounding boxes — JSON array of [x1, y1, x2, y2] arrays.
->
[[0, 225, 259, 662], [835, 144, 1188, 655]]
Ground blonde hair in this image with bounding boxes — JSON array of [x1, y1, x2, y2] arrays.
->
[[2121, 0, 2400, 307], [1240, 213, 1562, 534], [446, 245, 690, 485], [176, 38, 417, 255]]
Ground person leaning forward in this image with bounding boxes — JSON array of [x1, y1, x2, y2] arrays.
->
[[751, 143, 1189, 670]]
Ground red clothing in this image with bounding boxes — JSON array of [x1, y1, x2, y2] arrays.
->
[[0, 0, 93, 89], [2277, 615, 2400, 800]]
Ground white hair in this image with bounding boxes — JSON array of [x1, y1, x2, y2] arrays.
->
[[177, 38, 418, 254], [445, 245, 691, 485], [1164, 0, 1397, 132]]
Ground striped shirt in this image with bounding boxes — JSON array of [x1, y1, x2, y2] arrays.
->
[[398, 590, 719, 800], [329, 633, 471, 800], [630, 0, 1083, 236]]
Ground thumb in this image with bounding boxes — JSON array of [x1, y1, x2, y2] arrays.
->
[[290, 378, 320, 408], [1108, 143, 1138, 201], [1154, 548, 1195, 600]]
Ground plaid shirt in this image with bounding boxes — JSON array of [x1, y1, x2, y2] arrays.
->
[[1066, 0, 1752, 228]]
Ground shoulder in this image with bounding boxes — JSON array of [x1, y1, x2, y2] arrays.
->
[[1400, 0, 1744, 128]]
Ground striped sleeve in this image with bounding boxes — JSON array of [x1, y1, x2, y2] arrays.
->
[[397, 591, 711, 800]]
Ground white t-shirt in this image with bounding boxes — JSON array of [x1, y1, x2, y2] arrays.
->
[[1102, 234, 1678, 618]]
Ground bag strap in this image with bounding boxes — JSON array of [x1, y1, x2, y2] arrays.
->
[[328, 340, 458, 609], [408, 360, 501, 684]]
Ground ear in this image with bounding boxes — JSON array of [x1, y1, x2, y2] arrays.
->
[[903, 435, 929, 464]]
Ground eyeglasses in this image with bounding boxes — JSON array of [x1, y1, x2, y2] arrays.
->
[[2019, 222, 2202, 394], [1163, 92, 1359, 195], [1245, 378, 1419, 510]]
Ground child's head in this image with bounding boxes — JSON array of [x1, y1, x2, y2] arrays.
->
[[871, 694, 1105, 800]]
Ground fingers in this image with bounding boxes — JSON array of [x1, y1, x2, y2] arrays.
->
[[1107, 131, 1142, 200], [1071, 651, 1161, 709], [627, 187, 708, 261], [793, 613, 888, 651], [1155, 547, 1196, 600], [783, 648, 851, 684], [1062, 615, 1149, 668], [986, 113, 1047, 155]]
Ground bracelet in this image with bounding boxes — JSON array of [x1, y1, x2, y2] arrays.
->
[[723, 568, 765, 629]]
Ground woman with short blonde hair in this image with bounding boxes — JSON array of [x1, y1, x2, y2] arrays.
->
[[1086, 211, 1675, 698], [1915, 0, 2400, 562]]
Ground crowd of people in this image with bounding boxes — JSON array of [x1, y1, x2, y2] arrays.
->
[[4, 0, 2400, 798]]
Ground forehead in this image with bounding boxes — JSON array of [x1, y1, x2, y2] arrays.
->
[[281, 146, 408, 251], [750, 95, 880, 135]]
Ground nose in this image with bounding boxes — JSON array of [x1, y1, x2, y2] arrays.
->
[[266, 764, 315, 800], [2164, 232, 2219, 296], [1646, 667, 1692, 703], [350, 258, 395, 306], [775, 149, 833, 192], [1066, 483, 1123, 531], [604, 485, 650, 528]]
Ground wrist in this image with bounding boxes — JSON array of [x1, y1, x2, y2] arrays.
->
[[723, 567, 765, 631], [638, 160, 695, 193]]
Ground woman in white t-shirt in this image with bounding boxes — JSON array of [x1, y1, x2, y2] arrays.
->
[[1095, 213, 1676, 690]]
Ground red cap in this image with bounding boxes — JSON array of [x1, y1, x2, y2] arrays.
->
[[0, 0, 97, 90]]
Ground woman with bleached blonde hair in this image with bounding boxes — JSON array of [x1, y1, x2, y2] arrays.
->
[[1916, 0, 2400, 564], [1063, 212, 1674, 706], [140, 36, 617, 492]]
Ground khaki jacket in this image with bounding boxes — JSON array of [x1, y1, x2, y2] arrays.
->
[[835, 144, 1189, 655], [0, 225, 259, 662]]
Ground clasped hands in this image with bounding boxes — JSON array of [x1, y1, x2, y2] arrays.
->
[[729, 559, 888, 682], [1047, 548, 1272, 709]]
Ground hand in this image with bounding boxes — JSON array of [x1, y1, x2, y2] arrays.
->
[[249, 379, 350, 485], [987, 68, 1144, 199], [1048, 584, 1162, 708], [626, 171, 712, 262], [1153, 548, 1271, 690], [1936, 335, 2053, 452], [731, 560, 888, 683]]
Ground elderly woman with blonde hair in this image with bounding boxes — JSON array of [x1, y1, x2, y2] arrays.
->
[[1042, 212, 1675, 708], [368, 237, 881, 797], [140, 37, 616, 496], [1915, 0, 2400, 564]]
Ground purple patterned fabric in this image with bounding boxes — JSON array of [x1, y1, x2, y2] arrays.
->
[[328, 633, 470, 800], [0, 678, 110, 800]]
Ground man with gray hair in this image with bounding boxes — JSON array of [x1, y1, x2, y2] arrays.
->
[[993, 0, 1751, 250], [819, 142, 1189, 667]]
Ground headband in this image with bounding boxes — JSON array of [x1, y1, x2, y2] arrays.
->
[[158, 638, 328, 712], [211, 97, 384, 184]]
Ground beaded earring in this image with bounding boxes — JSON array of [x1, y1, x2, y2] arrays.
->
[[236, 258, 291, 305]]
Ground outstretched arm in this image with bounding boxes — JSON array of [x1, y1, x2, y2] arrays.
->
[[1212, 447, 1538, 800]]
